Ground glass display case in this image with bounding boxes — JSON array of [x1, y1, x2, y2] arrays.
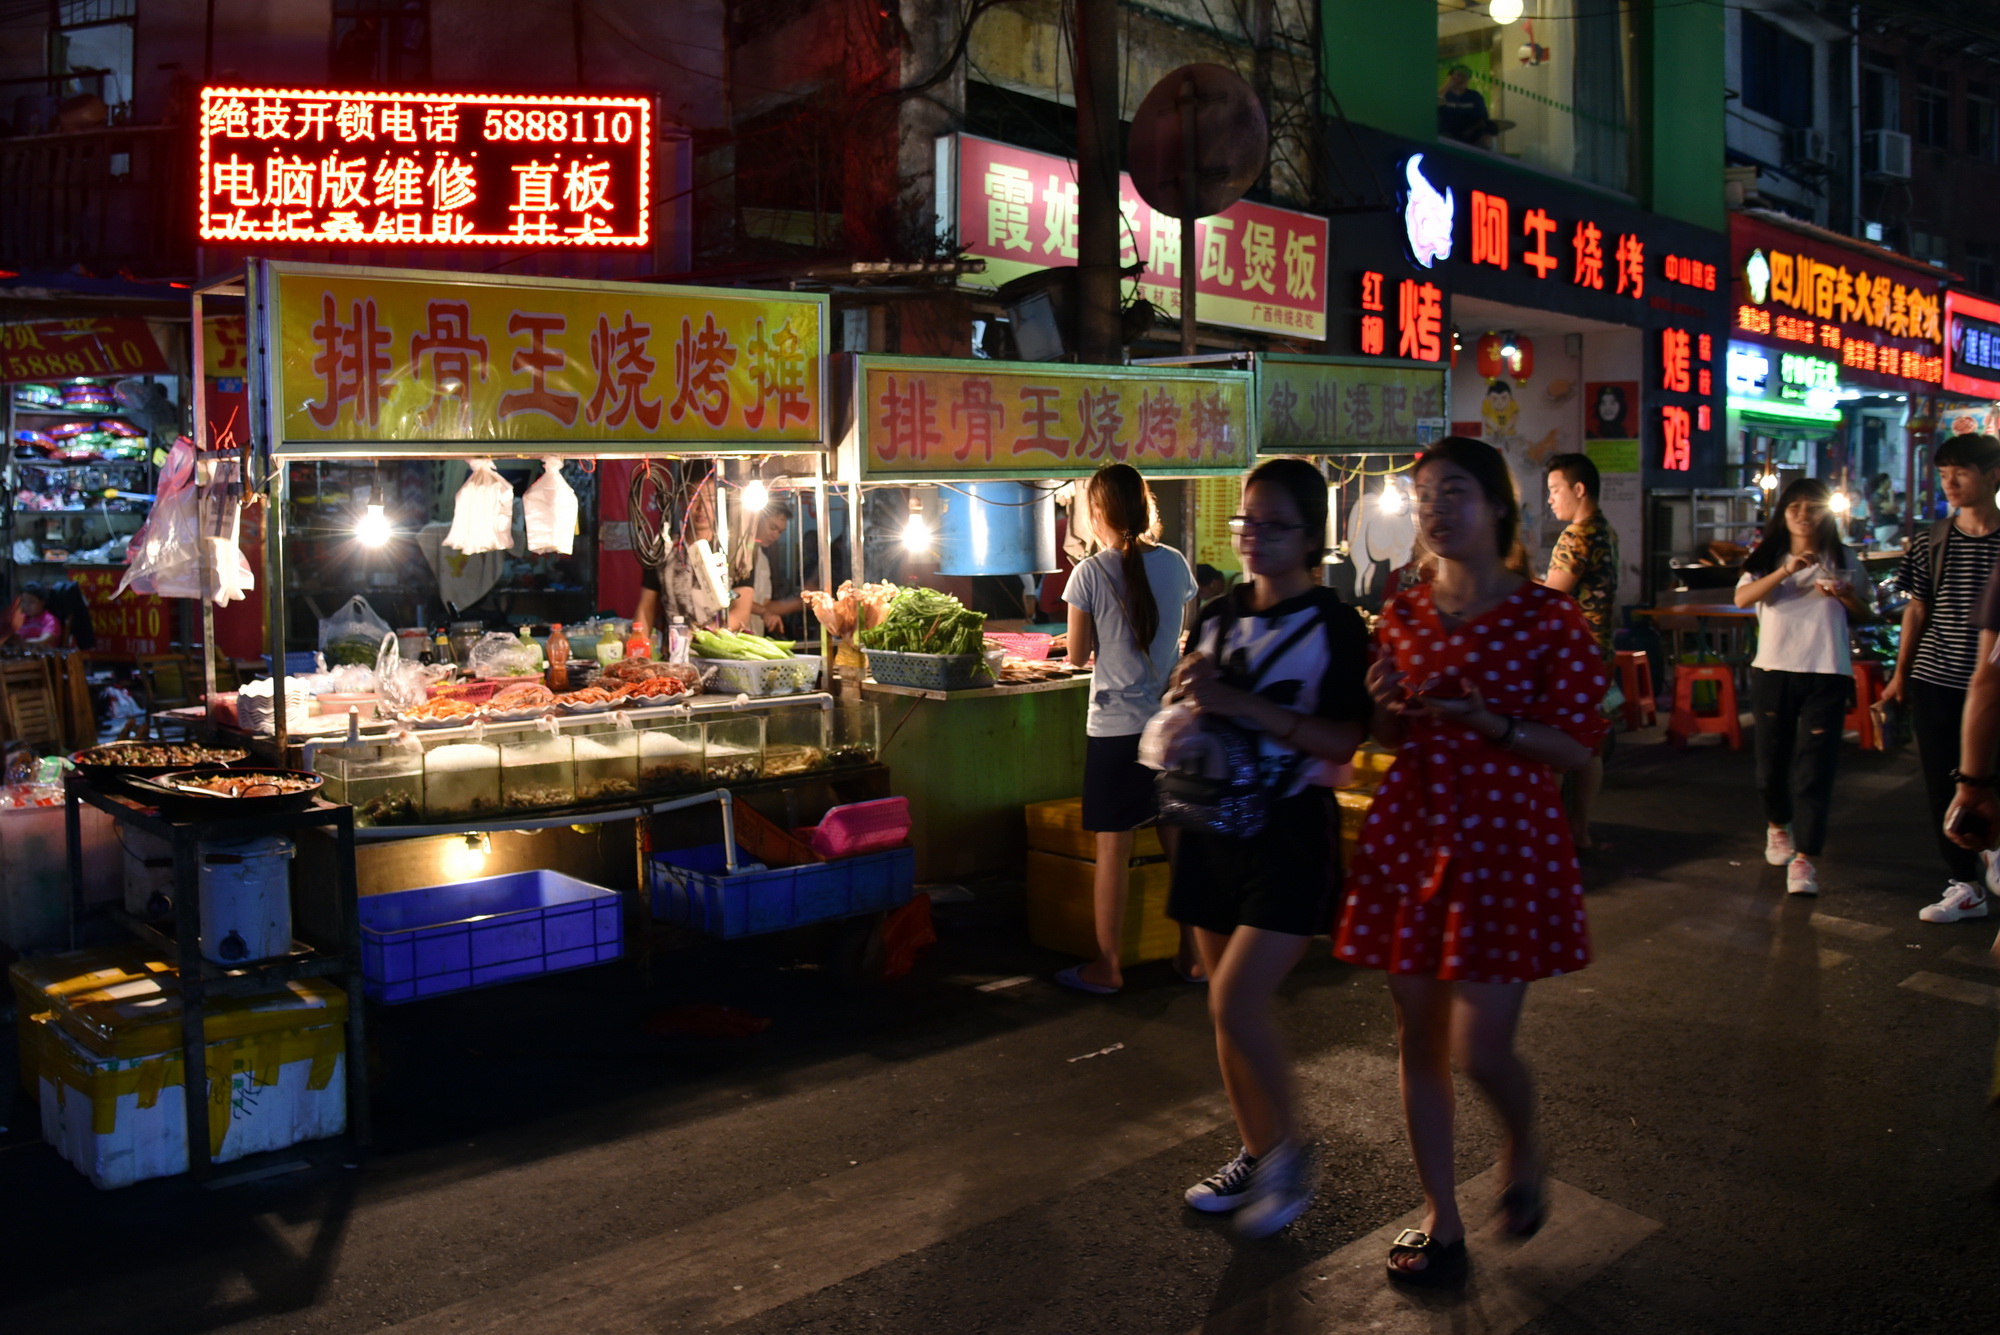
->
[[565, 718, 639, 803], [635, 717, 705, 795], [314, 738, 422, 826], [421, 736, 500, 821], [762, 706, 828, 778], [825, 703, 880, 768], [701, 714, 766, 785], [499, 728, 575, 811]]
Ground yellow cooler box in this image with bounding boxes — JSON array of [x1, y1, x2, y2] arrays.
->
[[1025, 849, 1178, 965], [1341, 746, 1395, 793], [10, 944, 175, 1091], [1335, 789, 1374, 871], [1023, 797, 1164, 861], [15, 951, 347, 1190]]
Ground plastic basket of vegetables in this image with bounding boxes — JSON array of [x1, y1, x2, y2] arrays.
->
[[856, 587, 992, 691], [691, 629, 823, 696]]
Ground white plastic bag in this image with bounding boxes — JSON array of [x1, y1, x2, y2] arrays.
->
[[466, 631, 542, 679], [375, 632, 450, 718], [523, 458, 578, 555], [443, 459, 516, 555], [116, 442, 258, 607], [319, 596, 393, 666], [1137, 701, 1205, 772]]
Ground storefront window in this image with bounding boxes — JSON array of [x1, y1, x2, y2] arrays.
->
[[50, 0, 134, 121], [1436, 0, 1632, 194]]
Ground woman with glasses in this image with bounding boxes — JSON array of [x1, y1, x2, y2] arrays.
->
[[1733, 477, 1874, 896], [1337, 438, 1607, 1286], [1168, 457, 1372, 1237], [1055, 463, 1199, 994]]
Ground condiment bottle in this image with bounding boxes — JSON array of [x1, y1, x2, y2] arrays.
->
[[597, 624, 624, 665], [625, 624, 652, 660], [547, 624, 571, 691]]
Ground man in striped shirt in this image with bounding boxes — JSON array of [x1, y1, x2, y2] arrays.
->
[[1885, 432, 2000, 922]]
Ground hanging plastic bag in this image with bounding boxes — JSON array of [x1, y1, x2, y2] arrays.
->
[[523, 458, 578, 555], [114, 435, 200, 601], [319, 596, 393, 667], [443, 459, 516, 554]]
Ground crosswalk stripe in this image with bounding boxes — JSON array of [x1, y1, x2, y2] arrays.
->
[[1898, 971, 2000, 1009], [1806, 913, 1894, 943], [1674, 916, 1850, 969], [1188, 1166, 1660, 1335], [1941, 944, 2000, 972]]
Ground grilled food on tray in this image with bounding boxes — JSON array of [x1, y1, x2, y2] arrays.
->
[[73, 743, 247, 768], [170, 773, 319, 799]]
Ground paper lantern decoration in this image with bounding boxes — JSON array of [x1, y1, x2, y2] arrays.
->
[[1474, 332, 1534, 383]]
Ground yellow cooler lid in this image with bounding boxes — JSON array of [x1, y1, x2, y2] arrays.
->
[[49, 975, 348, 1060], [9, 944, 176, 1008]]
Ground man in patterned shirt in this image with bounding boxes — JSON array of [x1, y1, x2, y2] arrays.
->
[[1544, 454, 1620, 849]]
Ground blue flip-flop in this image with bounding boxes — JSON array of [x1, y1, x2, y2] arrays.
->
[[1053, 965, 1118, 995]]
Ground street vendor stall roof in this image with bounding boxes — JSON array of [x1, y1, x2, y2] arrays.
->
[[0, 271, 195, 321], [244, 260, 830, 459]]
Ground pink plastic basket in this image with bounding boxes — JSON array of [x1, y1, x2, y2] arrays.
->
[[805, 797, 911, 859], [983, 632, 1053, 661]]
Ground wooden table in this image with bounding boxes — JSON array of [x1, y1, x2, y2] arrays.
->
[[1631, 603, 1758, 664]]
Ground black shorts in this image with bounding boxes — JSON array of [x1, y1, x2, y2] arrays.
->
[[1168, 787, 1339, 937], [1082, 733, 1158, 833]]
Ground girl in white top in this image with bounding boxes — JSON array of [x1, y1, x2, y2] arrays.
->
[[1057, 463, 1198, 994], [1734, 478, 1875, 895]]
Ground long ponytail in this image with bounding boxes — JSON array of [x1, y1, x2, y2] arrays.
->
[[1086, 464, 1163, 653]]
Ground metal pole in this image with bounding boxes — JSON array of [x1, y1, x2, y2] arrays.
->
[[1073, 0, 1123, 365], [1179, 71, 1199, 357], [193, 290, 218, 717]]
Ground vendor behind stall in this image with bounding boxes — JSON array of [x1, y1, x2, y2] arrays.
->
[[730, 499, 799, 635], [635, 476, 728, 637]]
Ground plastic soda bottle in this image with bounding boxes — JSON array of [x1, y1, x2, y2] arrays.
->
[[668, 616, 692, 665], [625, 624, 652, 660], [547, 624, 571, 691]]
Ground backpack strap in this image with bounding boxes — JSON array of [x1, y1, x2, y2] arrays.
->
[[1929, 515, 1954, 601]]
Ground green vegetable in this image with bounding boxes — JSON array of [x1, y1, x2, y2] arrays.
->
[[856, 587, 988, 658], [694, 630, 793, 661]]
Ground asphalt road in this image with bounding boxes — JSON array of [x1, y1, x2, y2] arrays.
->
[[2, 732, 1997, 1334]]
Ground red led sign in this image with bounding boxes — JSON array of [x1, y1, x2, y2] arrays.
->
[[198, 86, 651, 248], [1655, 326, 1712, 472]]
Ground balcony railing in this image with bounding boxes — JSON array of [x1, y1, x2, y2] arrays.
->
[[0, 124, 193, 278]]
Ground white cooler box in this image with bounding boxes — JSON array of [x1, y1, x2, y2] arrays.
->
[[22, 968, 346, 1189]]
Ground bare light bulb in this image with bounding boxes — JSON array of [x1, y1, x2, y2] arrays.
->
[[1758, 472, 1779, 493], [1490, 0, 1523, 24], [741, 479, 769, 513], [1829, 491, 1852, 516], [1376, 480, 1408, 517], [901, 513, 933, 554], [356, 502, 391, 548]]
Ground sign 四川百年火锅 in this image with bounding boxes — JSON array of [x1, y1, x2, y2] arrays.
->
[[1, 318, 167, 382], [259, 262, 826, 454], [199, 87, 651, 248], [1256, 356, 1446, 452], [951, 134, 1328, 341], [847, 356, 1253, 479]]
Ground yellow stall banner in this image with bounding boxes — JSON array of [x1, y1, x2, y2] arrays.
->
[[849, 356, 1253, 479], [1255, 356, 1446, 452], [260, 262, 826, 454]]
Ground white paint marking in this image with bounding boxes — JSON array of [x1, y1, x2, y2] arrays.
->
[[1898, 971, 2000, 1009], [973, 975, 1034, 992], [1189, 1166, 1660, 1335], [1068, 1041, 1125, 1063], [1941, 945, 2000, 973], [1808, 912, 1895, 943]]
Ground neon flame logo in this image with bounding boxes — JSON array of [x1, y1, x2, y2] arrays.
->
[[1744, 249, 1771, 305], [1401, 154, 1454, 269]]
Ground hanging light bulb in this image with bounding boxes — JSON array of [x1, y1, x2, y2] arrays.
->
[[1376, 477, 1408, 516], [1490, 0, 1524, 24], [901, 512, 933, 554], [356, 501, 391, 548], [1758, 470, 1779, 493], [1829, 491, 1852, 516], [741, 478, 769, 513]]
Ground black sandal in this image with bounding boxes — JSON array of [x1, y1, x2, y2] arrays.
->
[[1386, 1228, 1468, 1287], [1499, 1180, 1547, 1238]]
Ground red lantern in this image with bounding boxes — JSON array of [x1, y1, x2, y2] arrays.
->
[[1474, 332, 1534, 383]]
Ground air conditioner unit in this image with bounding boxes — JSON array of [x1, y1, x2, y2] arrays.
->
[[1865, 129, 1913, 179], [1787, 126, 1828, 164]]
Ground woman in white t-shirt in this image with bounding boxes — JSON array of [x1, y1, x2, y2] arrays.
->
[[1056, 464, 1197, 995], [1734, 478, 1875, 896]]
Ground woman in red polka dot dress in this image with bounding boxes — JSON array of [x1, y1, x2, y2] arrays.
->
[[1334, 438, 1608, 1288]]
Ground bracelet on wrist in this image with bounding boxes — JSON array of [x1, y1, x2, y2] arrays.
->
[[1950, 768, 1997, 789]]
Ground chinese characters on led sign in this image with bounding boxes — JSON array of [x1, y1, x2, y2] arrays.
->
[[1734, 246, 1943, 384], [1656, 328, 1712, 472], [1464, 189, 1645, 296], [1953, 316, 2000, 376], [1357, 270, 1441, 363], [200, 87, 651, 247]]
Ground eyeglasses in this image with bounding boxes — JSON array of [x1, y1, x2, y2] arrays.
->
[[1227, 516, 1305, 538]]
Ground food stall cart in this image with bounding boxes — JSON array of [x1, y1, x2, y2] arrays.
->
[[830, 352, 1259, 881]]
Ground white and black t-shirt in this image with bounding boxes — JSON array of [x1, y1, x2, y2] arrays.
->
[[1895, 521, 2000, 689], [1189, 585, 1371, 795]]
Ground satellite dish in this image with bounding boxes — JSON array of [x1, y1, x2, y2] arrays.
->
[[1128, 64, 1268, 220]]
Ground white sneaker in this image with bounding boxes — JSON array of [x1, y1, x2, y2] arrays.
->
[[1919, 881, 1990, 923], [1765, 826, 1796, 866], [1786, 855, 1818, 896], [1983, 850, 2000, 900], [1235, 1141, 1314, 1238]]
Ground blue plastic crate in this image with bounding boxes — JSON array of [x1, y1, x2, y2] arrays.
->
[[260, 651, 324, 676], [651, 843, 915, 938], [358, 870, 623, 1004]]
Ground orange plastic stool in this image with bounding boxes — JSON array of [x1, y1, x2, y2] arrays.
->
[[1846, 660, 1885, 750], [1613, 650, 1656, 730], [1667, 664, 1741, 749]]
